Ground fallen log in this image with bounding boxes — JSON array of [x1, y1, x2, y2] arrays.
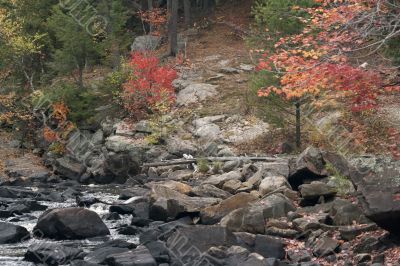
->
[[142, 156, 284, 168]]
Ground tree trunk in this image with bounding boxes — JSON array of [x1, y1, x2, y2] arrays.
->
[[295, 102, 301, 148], [184, 0, 191, 27], [168, 0, 178, 56]]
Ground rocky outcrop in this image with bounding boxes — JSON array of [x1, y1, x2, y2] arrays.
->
[[34, 208, 110, 239]]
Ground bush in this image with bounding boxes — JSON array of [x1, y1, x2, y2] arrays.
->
[[122, 52, 177, 120]]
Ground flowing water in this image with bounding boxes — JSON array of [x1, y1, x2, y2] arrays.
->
[[0, 184, 139, 265]]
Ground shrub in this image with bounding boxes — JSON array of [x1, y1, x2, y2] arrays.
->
[[122, 52, 177, 120]]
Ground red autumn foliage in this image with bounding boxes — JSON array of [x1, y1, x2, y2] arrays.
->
[[122, 52, 177, 119]]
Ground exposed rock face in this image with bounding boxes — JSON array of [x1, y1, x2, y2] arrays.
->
[[348, 156, 400, 235], [34, 208, 110, 239], [54, 157, 86, 180], [176, 83, 219, 106]]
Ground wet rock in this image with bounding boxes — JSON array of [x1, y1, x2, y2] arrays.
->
[[118, 225, 142, 236], [200, 192, 258, 224], [76, 196, 99, 207], [104, 212, 121, 221], [253, 235, 286, 259], [192, 184, 232, 199], [0, 222, 30, 244], [0, 186, 38, 198], [355, 254, 372, 264], [24, 243, 85, 266], [34, 207, 110, 239], [105, 246, 157, 266], [109, 204, 135, 215], [131, 217, 152, 227], [149, 185, 220, 221]]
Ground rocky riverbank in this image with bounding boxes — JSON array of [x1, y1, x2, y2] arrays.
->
[[1, 127, 400, 265]]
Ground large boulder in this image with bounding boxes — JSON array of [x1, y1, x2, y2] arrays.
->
[[149, 185, 220, 221], [34, 208, 110, 239], [289, 147, 328, 189], [54, 157, 86, 180], [299, 181, 337, 206], [25, 243, 85, 266], [348, 156, 400, 235], [192, 184, 233, 199], [0, 222, 30, 244], [200, 193, 258, 224], [221, 193, 296, 234]]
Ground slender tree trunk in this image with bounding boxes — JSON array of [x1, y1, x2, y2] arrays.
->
[[168, 0, 178, 56], [295, 102, 301, 148], [184, 0, 191, 27], [78, 67, 84, 89]]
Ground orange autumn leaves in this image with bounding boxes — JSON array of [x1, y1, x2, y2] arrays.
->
[[43, 102, 75, 143], [256, 0, 398, 112]]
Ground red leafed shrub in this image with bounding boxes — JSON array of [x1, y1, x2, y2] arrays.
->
[[122, 52, 177, 119]]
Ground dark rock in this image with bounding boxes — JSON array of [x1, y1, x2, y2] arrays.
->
[[131, 217, 152, 227], [0, 186, 38, 198], [353, 236, 382, 253], [118, 226, 142, 236], [24, 243, 85, 266], [330, 199, 370, 226], [289, 147, 328, 190], [0, 222, 30, 244], [76, 196, 99, 207], [105, 245, 157, 266], [54, 157, 86, 180], [253, 235, 285, 259], [110, 205, 135, 215], [86, 247, 129, 264], [145, 240, 170, 263], [34, 207, 110, 239], [166, 225, 237, 264], [348, 156, 400, 235], [355, 254, 372, 264]]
